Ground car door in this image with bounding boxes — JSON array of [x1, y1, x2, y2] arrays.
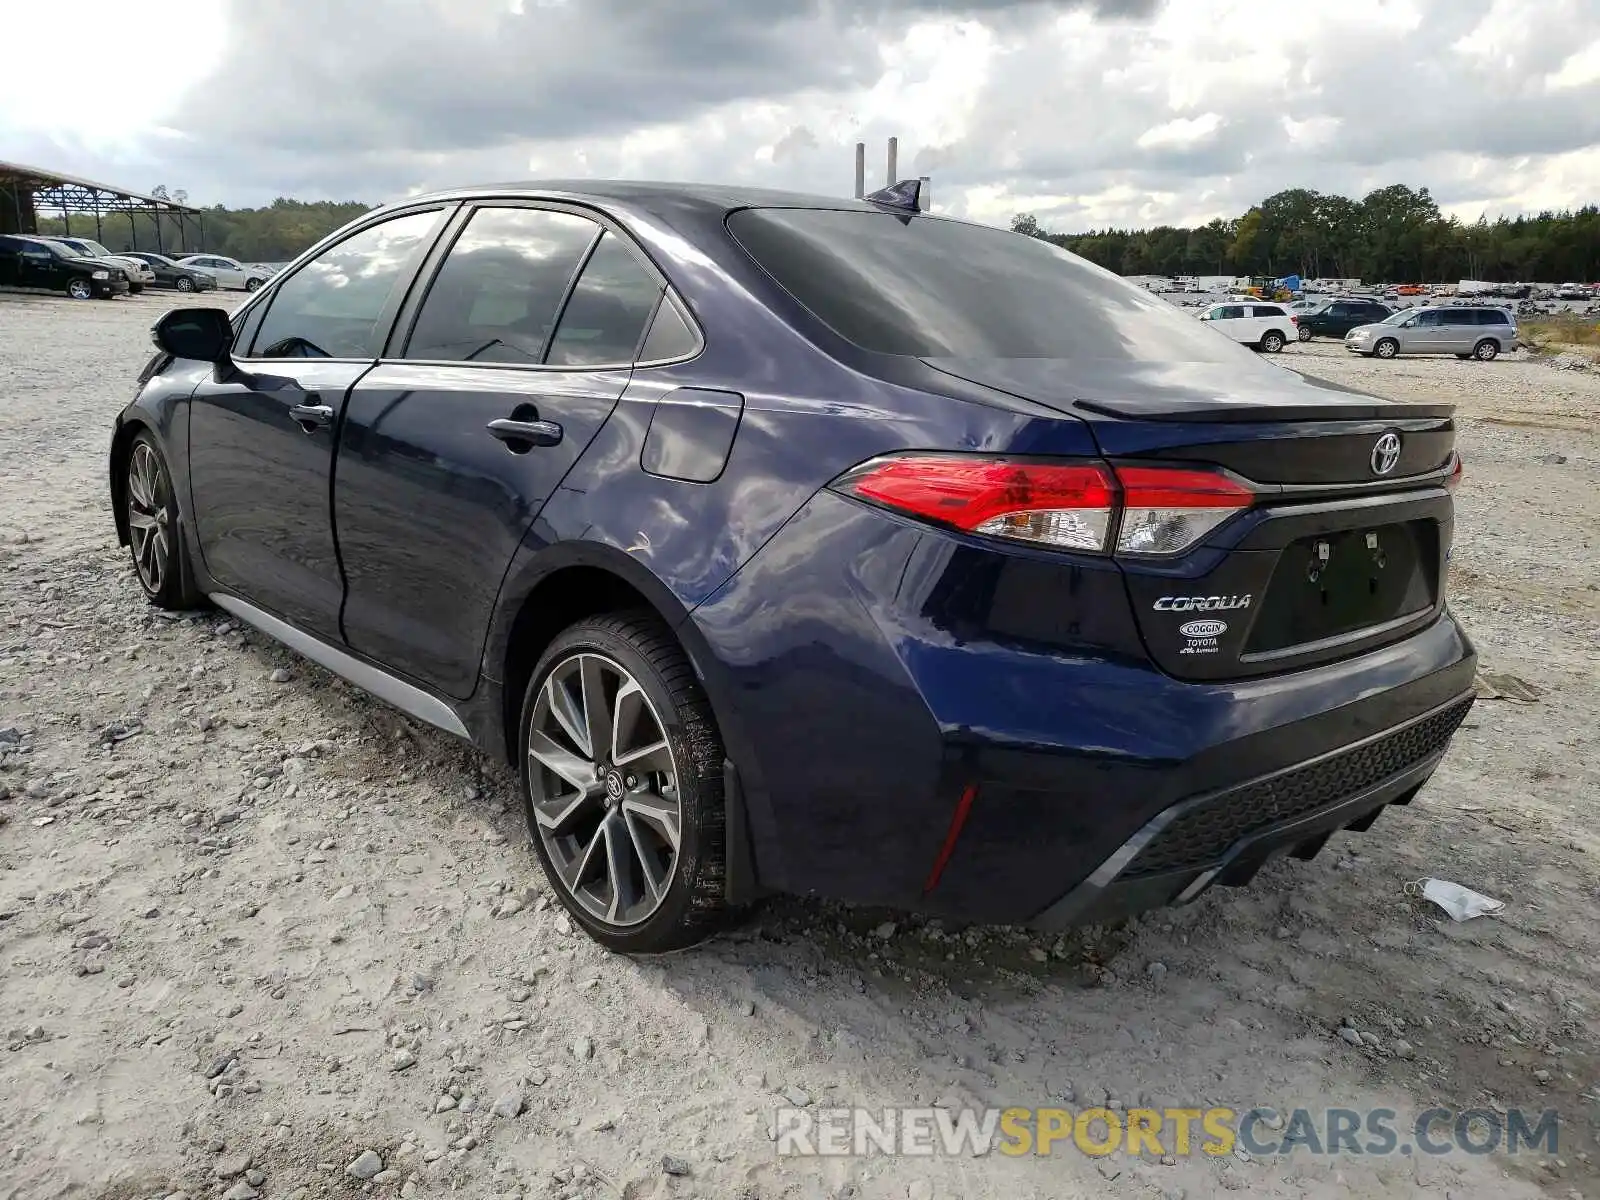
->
[[1400, 308, 1445, 353], [194, 256, 239, 288], [185, 207, 449, 640], [1210, 304, 1249, 342], [1438, 309, 1479, 352], [333, 204, 666, 698]]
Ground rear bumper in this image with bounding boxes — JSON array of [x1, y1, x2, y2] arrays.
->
[[1029, 690, 1471, 928], [691, 491, 1478, 926]]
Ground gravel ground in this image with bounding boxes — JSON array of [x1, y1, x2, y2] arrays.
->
[[2, 291, 1598, 1200]]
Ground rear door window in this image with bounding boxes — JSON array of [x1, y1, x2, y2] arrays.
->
[[544, 231, 664, 367], [727, 207, 1248, 361], [251, 209, 445, 359], [1441, 310, 1477, 326], [1252, 305, 1286, 317], [403, 206, 600, 365]]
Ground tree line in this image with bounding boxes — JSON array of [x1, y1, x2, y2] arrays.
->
[[1013, 184, 1600, 284], [34, 191, 374, 263]]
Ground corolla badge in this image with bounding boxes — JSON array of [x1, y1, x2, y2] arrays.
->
[[1371, 432, 1402, 476], [1178, 619, 1228, 639]]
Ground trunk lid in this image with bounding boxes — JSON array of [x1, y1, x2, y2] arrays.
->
[[921, 356, 1458, 681]]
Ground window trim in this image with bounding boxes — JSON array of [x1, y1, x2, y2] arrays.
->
[[384, 198, 704, 374], [231, 202, 456, 364]]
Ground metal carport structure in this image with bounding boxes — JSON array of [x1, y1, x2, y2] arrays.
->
[[0, 159, 204, 253]]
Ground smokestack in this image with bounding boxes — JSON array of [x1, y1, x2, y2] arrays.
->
[[919, 176, 930, 211], [853, 142, 865, 199], [886, 137, 898, 186]]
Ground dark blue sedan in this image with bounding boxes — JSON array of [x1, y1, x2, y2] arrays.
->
[[109, 180, 1475, 952]]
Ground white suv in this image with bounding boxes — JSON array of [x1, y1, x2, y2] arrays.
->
[[1196, 302, 1297, 353]]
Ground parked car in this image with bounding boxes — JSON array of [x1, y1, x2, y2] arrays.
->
[[0, 234, 130, 298], [1345, 305, 1517, 360], [45, 237, 155, 293], [111, 181, 1475, 952], [121, 251, 219, 293], [173, 253, 270, 291], [1296, 298, 1393, 341], [1195, 302, 1296, 352]]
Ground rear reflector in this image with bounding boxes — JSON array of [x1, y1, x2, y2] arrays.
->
[[1445, 452, 1463, 489], [832, 455, 1254, 556]]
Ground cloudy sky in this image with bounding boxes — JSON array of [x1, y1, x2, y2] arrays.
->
[[3, 0, 1598, 231]]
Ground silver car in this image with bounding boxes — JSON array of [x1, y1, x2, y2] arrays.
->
[[1345, 305, 1517, 361]]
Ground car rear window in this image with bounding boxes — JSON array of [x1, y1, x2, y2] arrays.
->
[[726, 208, 1245, 361]]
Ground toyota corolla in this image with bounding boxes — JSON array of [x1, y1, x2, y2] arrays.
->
[[110, 179, 1475, 952]]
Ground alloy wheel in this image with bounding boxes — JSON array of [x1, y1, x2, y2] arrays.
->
[[176, 277, 194, 293], [68, 279, 92, 300], [126, 442, 172, 594], [526, 652, 682, 928]]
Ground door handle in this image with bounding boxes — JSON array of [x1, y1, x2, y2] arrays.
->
[[487, 418, 563, 449], [289, 402, 334, 432]]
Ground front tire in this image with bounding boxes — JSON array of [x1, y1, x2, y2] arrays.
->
[[519, 612, 727, 953], [1473, 339, 1499, 361], [1374, 338, 1399, 359], [67, 278, 92, 300], [175, 276, 195, 293], [1260, 330, 1285, 353], [129, 283, 144, 295], [245, 277, 262, 292], [1297, 325, 1313, 341], [124, 433, 202, 609]]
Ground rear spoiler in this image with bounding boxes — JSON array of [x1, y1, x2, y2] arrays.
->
[[1075, 398, 1456, 423]]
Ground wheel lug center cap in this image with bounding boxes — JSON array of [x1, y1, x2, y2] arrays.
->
[[604, 769, 624, 806]]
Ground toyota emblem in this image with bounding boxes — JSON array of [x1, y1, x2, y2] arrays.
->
[[1370, 432, 1402, 476]]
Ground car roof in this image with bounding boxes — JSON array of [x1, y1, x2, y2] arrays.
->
[[402, 179, 893, 215]]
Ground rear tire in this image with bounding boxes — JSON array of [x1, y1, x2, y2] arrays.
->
[[518, 612, 728, 953], [1374, 338, 1399, 359], [1260, 330, 1285, 353], [1473, 339, 1499, 361]]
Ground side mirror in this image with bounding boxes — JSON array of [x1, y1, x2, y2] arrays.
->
[[1401, 318, 1418, 328], [152, 307, 233, 362]]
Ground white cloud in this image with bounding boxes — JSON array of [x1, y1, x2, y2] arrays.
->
[[1, 0, 1597, 232]]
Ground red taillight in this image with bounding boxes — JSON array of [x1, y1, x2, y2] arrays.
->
[[831, 455, 1254, 556], [834, 455, 1116, 552], [1115, 466, 1254, 555]]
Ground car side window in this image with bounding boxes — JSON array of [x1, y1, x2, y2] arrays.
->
[[1217, 305, 1246, 320], [1477, 309, 1508, 326], [638, 293, 700, 362], [250, 209, 444, 359], [1253, 305, 1285, 317], [1442, 310, 1476, 326], [544, 232, 664, 367], [404, 207, 600, 365], [1414, 310, 1443, 326]]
